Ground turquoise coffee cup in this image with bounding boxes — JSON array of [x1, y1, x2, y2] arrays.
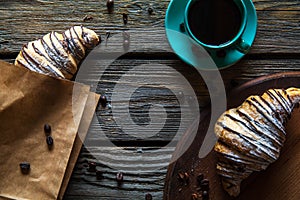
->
[[165, 0, 257, 69]]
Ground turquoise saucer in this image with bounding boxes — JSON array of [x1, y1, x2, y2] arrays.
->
[[165, 0, 257, 69]]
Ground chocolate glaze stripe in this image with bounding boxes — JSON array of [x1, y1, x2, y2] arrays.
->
[[216, 163, 250, 180], [216, 145, 268, 173], [64, 30, 80, 61], [70, 27, 85, 60], [260, 95, 278, 116], [49, 32, 64, 59], [22, 47, 60, 77], [42, 34, 64, 65], [24, 43, 64, 78], [80, 26, 89, 49], [251, 96, 285, 125], [40, 37, 64, 68], [49, 33, 74, 76], [275, 89, 292, 114], [41, 36, 74, 77], [271, 89, 291, 115], [222, 153, 268, 171], [216, 141, 269, 167], [16, 59, 32, 71], [72, 26, 85, 58], [21, 48, 43, 73], [251, 97, 272, 116], [224, 114, 280, 152], [216, 122, 273, 162], [245, 99, 286, 135], [236, 108, 285, 145], [22, 46, 45, 72], [16, 53, 36, 72], [32, 42, 65, 78], [220, 118, 278, 161], [283, 89, 293, 106], [266, 90, 289, 117], [246, 98, 283, 146], [62, 32, 78, 63]]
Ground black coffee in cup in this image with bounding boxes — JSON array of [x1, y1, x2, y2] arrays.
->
[[187, 0, 242, 46]]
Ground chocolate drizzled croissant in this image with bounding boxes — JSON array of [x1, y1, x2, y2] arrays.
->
[[14, 26, 100, 79], [214, 88, 300, 197]]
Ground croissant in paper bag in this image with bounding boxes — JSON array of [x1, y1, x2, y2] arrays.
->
[[15, 26, 100, 80], [214, 88, 300, 197]]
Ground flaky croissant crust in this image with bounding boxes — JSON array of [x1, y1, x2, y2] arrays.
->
[[15, 26, 100, 80], [214, 87, 300, 197]]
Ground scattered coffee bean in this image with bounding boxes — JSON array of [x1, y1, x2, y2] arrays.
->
[[177, 172, 185, 181], [96, 170, 103, 179], [122, 13, 128, 25], [197, 173, 204, 184], [191, 193, 198, 200], [46, 135, 54, 148], [106, 0, 114, 10], [88, 161, 97, 172], [147, 7, 153, 15], [145, 193, 152, 200], [202, 190, 209, 200], [116, 172, 123, 182], [20, 162, 30, 174], [99, 95, 108, 107], [106, 31, 111, 40], [200, 179, 209, 191], [183, 172, 189, 185], [44, 124, 51, 135]]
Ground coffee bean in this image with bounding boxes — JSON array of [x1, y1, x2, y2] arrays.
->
[[106, 31, 111, 40], [106, 0, 114, 10], [145, 193, 152, 200], [200, 179, 209, 191], [191, 193, 198, 200], [147, 7, 153, 15], [96, 170, 103, 179], [202, 190, 209, 200], [44, 124, 51, 135], [20, 162, 30, 174], [116, 172, 123, 182], [122, 13, 128, 25], [177, 172, 185, 181], [197, 173, 204, 184], [88, 161, 97, 172], [46, 135, 54, 148], [99, 95, 107, 107]]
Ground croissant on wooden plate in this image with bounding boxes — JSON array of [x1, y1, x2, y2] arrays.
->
[[214, 87, 300, 197], [14, 26, 100, 80]]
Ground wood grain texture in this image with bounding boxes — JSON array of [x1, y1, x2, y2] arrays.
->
[[0, 0, 299, 199], [164, 72, 300, 200], [0, 0, 299, 54]]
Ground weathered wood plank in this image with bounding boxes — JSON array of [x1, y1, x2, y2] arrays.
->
[[64, 146, 168, 200], [0, 0, 299, 54]]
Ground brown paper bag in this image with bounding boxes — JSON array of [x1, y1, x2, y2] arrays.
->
[[0, 61, 99, 200]]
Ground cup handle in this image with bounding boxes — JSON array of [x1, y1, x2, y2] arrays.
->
[[236, 39, 250, 54]]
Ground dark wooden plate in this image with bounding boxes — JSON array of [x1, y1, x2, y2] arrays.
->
[[164, 72, 300, 200]]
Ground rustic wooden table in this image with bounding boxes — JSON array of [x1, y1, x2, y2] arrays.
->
[[0, 0, 299, 199]]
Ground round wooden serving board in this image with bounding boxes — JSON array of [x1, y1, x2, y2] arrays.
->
[[164, 72, 300, 200]]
